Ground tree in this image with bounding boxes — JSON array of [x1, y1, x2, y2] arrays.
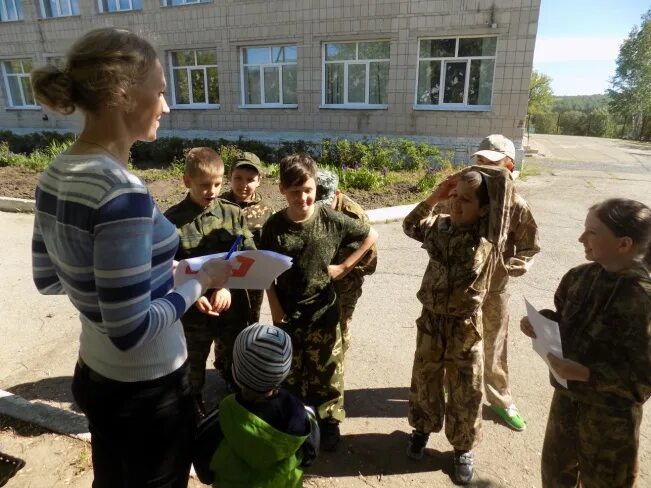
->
[[608, 9, 651, 140], [559, 111, 588, 136], [528, 70, 554, 115]]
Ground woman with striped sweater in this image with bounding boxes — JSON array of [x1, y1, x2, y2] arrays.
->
[[30, 28, 231, 487]]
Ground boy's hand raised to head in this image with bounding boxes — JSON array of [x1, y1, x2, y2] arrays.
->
[[425, 175, 457, 206]]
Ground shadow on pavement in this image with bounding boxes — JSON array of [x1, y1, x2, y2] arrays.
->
[[345, 387, 409, 418], [6, 376, 78, 411]]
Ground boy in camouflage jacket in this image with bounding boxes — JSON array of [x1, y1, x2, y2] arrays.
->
[[404, 165, 513, 485], [221, 151, 274, 323], [316, 170, 378, 353], [165, 147, 255, 413]]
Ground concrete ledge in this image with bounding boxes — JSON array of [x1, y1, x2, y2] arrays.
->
[[0, 197, 35, 213], [0, 390, 90, 442], [367, 203, 415, 224]]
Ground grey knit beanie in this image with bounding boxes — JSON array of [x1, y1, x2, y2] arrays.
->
[[232, 323, 293, 393]]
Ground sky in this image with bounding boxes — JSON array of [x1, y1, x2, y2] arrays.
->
[[533, 0, 649, 96]]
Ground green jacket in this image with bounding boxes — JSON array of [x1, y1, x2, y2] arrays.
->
[[210, 394, 310, 487]]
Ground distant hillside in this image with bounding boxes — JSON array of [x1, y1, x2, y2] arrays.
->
[[553, 94, 610, 113]]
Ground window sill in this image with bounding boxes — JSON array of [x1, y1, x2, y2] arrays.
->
[[170, 104, 220, 110], [161, 1, 212, 8], [5, 106, 41, 111], [413, 105, 492, 112], [99, 9, 142, 14], [319, 104, 388, 110], [38, 14, 81, 20], [0, 19, 24, 23], [238, 104, 298, 109]]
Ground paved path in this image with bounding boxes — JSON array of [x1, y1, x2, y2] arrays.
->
[[1, 135, 650, 487]]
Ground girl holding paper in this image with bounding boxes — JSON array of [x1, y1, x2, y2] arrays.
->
[[520, 198, 651, 488]]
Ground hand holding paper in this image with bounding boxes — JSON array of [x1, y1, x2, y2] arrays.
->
[[175, 250, 293, 291], [524, 298, 568, 388]]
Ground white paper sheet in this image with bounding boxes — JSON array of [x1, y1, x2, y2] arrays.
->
[[524, 298, 568, 388], [174, 250, 293, 290]]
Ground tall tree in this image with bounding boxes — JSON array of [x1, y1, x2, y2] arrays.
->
[[609, 9, 651, 140], [528, 70, 554, 115]]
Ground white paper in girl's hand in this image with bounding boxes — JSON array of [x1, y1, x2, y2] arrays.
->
[[174, 250, 293, 290], [524, 298, 568, 388]]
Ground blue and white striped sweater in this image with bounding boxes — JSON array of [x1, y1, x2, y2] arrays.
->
[[32, 154, 203, 381]]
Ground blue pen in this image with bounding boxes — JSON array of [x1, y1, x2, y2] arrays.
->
[[225, 235, 244, 260]]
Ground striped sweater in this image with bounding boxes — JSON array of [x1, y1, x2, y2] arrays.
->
[[32, 154, 203, 382]]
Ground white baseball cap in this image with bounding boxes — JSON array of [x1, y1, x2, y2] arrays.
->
[[473, 134, 516, 162]]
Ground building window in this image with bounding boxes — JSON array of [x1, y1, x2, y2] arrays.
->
[[0, 0, 23, 21], [322, 41, 390, 107], [169, 49, 219, 107], [241, 46, 297, 107], [163, 0, 209, 6], [416, 36, 497, 109], [1, 59, 38, 108], [39, 0, 80, 18], [99, 0, 141, 13]]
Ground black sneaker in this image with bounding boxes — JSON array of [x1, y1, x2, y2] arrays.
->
[[406, 430, 429, 460], [319, 421, 341, 452], [0, 452, 25, 487], [194, 394, 207, 419], [453, 449, 474, 485]]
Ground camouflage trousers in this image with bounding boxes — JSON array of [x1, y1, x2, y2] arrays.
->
[[408, 308, 484, 451], [335, 271, 365, 354], [542, 389, 642, 488], [279, 304, 345, 423], [482, 290, 513, 409], [248, 289, 264, 324], [181, 305, 249, 395]]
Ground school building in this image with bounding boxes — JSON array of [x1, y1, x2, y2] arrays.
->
[[0, 0, 540, 161]]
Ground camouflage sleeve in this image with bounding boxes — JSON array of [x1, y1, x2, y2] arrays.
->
[[402, 201, 437, 243], [587, 287, 651, 403], [239, 212, 256, 251], [338, 212, 370, 248], [506, 196, 540, 277]]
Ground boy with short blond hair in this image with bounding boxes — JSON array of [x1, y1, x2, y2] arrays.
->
[[165, 147, 255, 414], [221, 151, 274, 323], [259, 154, 378, 451]]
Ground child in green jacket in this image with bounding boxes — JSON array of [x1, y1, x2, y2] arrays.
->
[[210, 324, 319, 487]]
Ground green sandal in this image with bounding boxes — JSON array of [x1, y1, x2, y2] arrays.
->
[[490, 404, 526, 431]]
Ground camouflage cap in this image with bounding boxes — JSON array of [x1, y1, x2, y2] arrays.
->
[[473, 134, 516, 162], [232, 151, 262, 175], [316, 170, 339, 205]]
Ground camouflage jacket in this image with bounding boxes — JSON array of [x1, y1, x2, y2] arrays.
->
[[164, 194, 255, 261], [433, 184, 539, 292], [220, 190, 274, 247], [403, 203, 494, 319], [259, 204, 370, 325], [540, 262, 651, 408], [333, 193, 378, 276]]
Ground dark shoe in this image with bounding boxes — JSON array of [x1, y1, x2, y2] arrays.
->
[[453, 449, 474, 485], [0, 452, 25, 487], [406, 430, 429, 460], [319, 421, 340, 452], [194, 394, 207, 419]]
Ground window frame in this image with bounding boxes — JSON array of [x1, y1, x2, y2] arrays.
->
[[414, 35, 497, 112], [239, 45, 298, 109], [0, 0, 23, 22], [1, 58, 40, 109], [168, 49, 220, 109], [98, 0, 142, 13], [321, 40, 390, 109], [38, 0, 80, 18]]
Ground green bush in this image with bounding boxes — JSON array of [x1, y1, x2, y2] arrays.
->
[[337, 167, 383, 191], [416, 168, 443, 192], [0, 139, 72, 171]]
